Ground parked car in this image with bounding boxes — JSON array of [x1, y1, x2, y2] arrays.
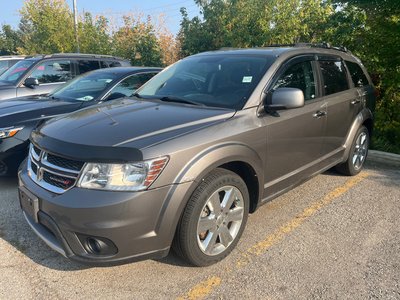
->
[[18, 44, 375, 267], [0, 55, 26, 75], [0, 53, 131, 100], [0, 67, 160, 176]]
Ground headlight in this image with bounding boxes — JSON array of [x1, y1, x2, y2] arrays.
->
[[0, 126, 24, 139], [77, 156, 169, 191]]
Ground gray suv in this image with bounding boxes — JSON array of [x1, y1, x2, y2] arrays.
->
[[0, 53, 130, 100], [18, 44, 375, 267]]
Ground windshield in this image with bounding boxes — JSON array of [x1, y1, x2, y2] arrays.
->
[[0, 59, 36, 84], [50, 71, 120, 101], [136, 54, 273, 109]]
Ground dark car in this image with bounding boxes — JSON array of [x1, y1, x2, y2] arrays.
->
[[18, 44, 375, 267], [0, 53, 131, 100], [0, 67, 160, 175]]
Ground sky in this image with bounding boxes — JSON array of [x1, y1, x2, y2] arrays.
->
[[0, 0, 200, 35]]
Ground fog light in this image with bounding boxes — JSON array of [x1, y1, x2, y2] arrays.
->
[[77, 234, 118, 256], [86, 238, 103, 254]]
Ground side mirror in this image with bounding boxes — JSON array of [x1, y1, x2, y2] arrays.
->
[[265, 87, 305, 111], [24, 77, 39, 88]]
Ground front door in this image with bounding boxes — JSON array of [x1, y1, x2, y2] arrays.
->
[[263, 58, 327, 198], [17, 60, 73, 97]]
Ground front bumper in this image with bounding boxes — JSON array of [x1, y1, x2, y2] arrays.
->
[[18, 161, 193, 265]]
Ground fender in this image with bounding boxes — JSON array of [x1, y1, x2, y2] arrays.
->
[[155, 142, 265, 246], [342, 108, 373, 162]]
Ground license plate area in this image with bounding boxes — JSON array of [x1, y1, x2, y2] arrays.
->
[[19, 186, 39, 223]]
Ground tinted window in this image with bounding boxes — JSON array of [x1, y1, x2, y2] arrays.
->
[[346, 61, 369, 87], [29, 60, 72, 84], [107, 61, 122, 67], [0, 61, 8, 75], [108, 73, 157, 98], [78, 60, 100, 74], [273, 61, 316, 101], [0, 59, 36, 84], [319, 60, 349, 95], [138, 55, 273, 109]]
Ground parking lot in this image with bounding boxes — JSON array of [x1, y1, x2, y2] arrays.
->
[[0, 161, 399, 299]]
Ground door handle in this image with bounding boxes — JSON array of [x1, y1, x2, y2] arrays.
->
[[313, 110, 327, 118], [351, 99, 361, 105]]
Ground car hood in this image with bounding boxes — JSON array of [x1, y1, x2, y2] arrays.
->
[[37, 98, 235, 153], [0, 95, 82, 127]]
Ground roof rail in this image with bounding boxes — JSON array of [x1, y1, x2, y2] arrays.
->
[[266, 42, 349, 53], [43, 53, 127, 60]]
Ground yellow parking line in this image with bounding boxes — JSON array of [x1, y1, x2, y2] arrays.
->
[[177, 172, 370, 300]]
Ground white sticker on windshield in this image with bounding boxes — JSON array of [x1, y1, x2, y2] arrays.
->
[[77, 96, 94, 101], [105, 79, 113, 83], [242, 76, 253, 83]]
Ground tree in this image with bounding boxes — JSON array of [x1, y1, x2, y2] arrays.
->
[[178, 0, 334, 54], [0, 25, 23, 55], [19, 0, 75, 54], [112, 15, 162, 66], [79, 13, 112, 55]]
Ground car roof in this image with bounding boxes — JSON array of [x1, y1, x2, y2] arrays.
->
[[193, 44, 358, 62], [88, 67, 162, 75]]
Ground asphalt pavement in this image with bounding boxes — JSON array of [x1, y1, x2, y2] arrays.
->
[[0, 161, 399, 299]]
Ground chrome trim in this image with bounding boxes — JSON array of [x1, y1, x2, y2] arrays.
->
[[27, 143, 82, 194], [42, 153, 81, 175]]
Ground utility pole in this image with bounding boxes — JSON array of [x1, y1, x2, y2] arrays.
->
[[73, 0, 80, 53]]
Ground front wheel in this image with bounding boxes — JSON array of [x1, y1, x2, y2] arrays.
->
[[173, 168, 249, 266], [336, 126, 369, 176]]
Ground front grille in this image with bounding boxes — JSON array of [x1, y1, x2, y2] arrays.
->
[[28, 144, 84, 194], [33, 145, 41, 157], [43, 171, 76, 190], [46, 153, 84, 172]]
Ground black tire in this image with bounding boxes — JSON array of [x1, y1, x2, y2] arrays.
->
[[173, 168, 249, 266], [336, 126, 369, 176]]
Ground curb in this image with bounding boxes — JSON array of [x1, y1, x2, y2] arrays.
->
[[368, 150, 400, 167]]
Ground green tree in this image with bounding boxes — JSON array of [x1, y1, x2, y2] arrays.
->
[[112, 16, 162, 66], [0, 25, 23, 55], [178, 0, 334, 54], [79, 13, 112, 54], [19, 0, 75, 54]]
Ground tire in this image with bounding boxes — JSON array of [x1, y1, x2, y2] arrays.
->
[[336, 126, 369, 176], [173, 168, 249, 266]]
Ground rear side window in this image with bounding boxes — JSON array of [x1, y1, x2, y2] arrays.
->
[[319, 60, 349, 96], [345, 61, 369, 87], [108, 73, 157, 98], [78, 60, 100, 74], [273, 61, 316, 101], [29, 60, 72, 84]]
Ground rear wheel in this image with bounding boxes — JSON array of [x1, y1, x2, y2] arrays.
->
[[336, 126, 369, 176], [173, 168, 249, 266]]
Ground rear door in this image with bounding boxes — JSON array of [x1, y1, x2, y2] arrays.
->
[[264, 55, 327, 195], [317, 56, 354, 157]]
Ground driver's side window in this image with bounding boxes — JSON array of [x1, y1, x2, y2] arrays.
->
[[29, 60, 72, 84], [273, 61, 316, 101]]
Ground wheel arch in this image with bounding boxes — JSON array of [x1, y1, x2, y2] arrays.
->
[[342, 108, 373, 162], [159, 143, 264, 247]]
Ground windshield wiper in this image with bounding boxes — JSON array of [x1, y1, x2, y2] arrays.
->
[[158, 96, 204, 106]]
